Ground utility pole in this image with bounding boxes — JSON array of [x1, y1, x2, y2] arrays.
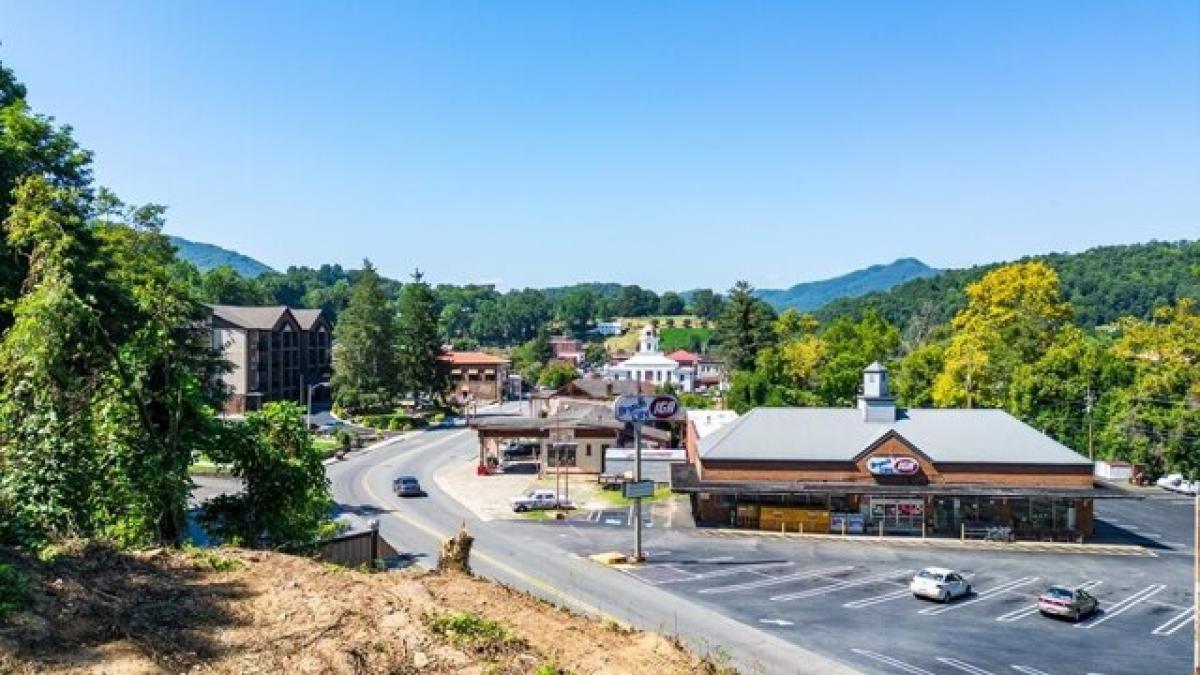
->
[[1085, 386, 1095, 460], [1194, 490, 1198, 675]]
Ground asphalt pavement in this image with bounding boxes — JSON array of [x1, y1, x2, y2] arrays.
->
[[324, 409, 857, 675], [323, 405, 1195, 675]]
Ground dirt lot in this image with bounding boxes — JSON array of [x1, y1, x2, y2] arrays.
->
[[0, 542, 730, 675]]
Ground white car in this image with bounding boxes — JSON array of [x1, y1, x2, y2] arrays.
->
[[510, 489, 571, 512], [910, 567, 971, 603], [1157, 473, 1184, 490]]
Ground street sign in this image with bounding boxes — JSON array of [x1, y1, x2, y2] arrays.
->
[[622, 480, 655, 499], [612, 394, 684, 422]]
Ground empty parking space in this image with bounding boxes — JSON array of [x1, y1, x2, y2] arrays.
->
[[607, 539, 1190, 674]]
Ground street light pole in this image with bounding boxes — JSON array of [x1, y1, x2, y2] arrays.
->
[[634, 421, 643, 562]]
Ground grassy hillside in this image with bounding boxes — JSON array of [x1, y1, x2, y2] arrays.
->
[[815, 240, 1200, 330], [168, 235, 273, 277], [754, 258, 939, 311]]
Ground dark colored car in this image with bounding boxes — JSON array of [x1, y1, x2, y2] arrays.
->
[[393, 475, 424, 497]]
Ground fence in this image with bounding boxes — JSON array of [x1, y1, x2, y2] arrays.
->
[[293, 522, 399, 568]]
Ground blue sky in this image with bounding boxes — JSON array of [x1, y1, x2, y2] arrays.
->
[[1, 2, 1197, 290]]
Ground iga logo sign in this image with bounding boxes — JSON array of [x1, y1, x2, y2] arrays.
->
[[867, 456, 921, 476], [613, 394, 684, 422]]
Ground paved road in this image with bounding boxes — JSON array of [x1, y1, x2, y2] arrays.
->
[[325, 413, 857, 675]]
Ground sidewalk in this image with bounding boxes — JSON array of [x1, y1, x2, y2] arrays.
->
[[696, 528, 1154, 557]]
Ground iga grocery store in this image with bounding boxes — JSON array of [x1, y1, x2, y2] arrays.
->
[[674, 363, 1116, 542]]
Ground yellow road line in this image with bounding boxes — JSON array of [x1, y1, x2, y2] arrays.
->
[[358, 439, 626, 626]]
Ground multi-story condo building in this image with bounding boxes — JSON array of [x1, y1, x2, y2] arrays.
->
[[208, 305, 333, 414]]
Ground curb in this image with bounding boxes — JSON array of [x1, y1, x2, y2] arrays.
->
[[321, 432, 415, 466], [697, 528, 1153, 556]]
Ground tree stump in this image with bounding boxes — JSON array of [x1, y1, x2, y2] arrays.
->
[[437, 524, 474, 575]]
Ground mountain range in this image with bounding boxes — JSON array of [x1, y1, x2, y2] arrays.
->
[[753, 258, 938, 311], [168, 236, 274, 277]]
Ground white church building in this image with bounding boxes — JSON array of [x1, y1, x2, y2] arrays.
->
[[608, 326, 696, 392]]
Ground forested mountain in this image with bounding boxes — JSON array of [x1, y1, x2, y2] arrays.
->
[[816, 241, 1200, 332], [168, 235, 273, 277], [755, 258, 938, 311]]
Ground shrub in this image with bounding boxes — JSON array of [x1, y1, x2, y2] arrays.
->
[[0, 562, 31, 618], [423, 610, 526, 655]]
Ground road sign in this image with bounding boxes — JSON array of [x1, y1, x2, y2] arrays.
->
[[612, 394, 684, 422], [622, 480, 655, 499]]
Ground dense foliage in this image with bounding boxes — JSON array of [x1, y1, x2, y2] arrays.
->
[[0, 59, 333, 549], [816, 241, 1200, 331]]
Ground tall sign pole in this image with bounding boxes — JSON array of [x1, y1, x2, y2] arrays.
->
[[1194, 490, 1198, 675], [633, 421, 643, 561], [613, 393, 683, 564]]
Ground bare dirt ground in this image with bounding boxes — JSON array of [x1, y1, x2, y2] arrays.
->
[[0, 542, 731, 675]]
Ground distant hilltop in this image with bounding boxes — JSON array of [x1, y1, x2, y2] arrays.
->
[[168, 235, 273, 277], [753, 258, 939, 312]]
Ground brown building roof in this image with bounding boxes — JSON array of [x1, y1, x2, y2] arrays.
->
[[291, 308, 329, 330], [438, 350, 510, 366], [209, 305, 296, 330], [665, 349, 701, 365], [557, 377, 656, 399]]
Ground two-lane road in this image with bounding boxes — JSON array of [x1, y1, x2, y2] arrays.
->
[[326, 419, 857, 675]]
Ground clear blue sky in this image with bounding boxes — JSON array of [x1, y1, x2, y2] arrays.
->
[[2, 2, 1197, 290]]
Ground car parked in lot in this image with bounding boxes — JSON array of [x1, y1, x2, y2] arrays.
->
[[500, 461, 540, 474], [910, 567, 971, 603], [510, 488, 570, 512], [1037, 585, 1099, 621], [393, 475, 424, 497]]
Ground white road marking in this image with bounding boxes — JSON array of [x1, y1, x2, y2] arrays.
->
[[626, 505, 634, 526], [995, 580, 1102, 622], [655, 561, 796, 585], [1151, 605, 1194, 636], [844, 587, 914, 608], [699, 565, 855, 595], [771, 569, 913, 602], [1140, 533, 1163, 538], [938, 657, 994, 674], [698, 555, 734, 563], [850, 648, 935, 675], [758, 618, 794, 626], [603, 518, 622, 525], [920, 577, 1039, 616], [1011, 666, 1051, 675], [1079, 584, 1166, 629]]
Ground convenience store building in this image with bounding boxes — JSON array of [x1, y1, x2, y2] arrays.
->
[[673, 363, 1109, 541]]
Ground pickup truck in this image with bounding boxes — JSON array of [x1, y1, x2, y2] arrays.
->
[[510, 489, 572, 512]]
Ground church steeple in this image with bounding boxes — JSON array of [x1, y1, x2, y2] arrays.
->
[[638, 326, 660, 354]]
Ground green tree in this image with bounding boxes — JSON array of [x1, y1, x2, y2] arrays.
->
[[331, 261, 397, 412], [688, 289, 725, 321], [538, 361, 578, 388], [200, 265, 267, 305], [200, 402, 333, 547], [395, 269, 446, 406], [658, 291, 685, 316], [716, 280, 777, 371], [584, 342, 608, 367], [555, 288, 596, 337]]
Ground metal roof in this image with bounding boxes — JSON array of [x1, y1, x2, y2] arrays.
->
[[209, 305, 296, 330], [699, 407, 1091, 466]]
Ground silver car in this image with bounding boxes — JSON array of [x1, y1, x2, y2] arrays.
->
[[910, 567, 972, 603], [1037, 585, 1099, 621]]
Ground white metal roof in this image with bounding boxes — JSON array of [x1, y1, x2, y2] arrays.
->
[[699, 407, 1091, 466]]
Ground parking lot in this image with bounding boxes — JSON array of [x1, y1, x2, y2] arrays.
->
[[543, 493, 1194, 674]]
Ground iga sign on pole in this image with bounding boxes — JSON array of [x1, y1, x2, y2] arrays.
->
[[612, 395, 685, 422]]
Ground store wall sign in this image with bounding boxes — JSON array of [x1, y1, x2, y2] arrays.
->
[[867, 455, 921, 476]]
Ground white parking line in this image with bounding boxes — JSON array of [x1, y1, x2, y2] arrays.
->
[[920, 577, 1039, 616], [995, 580, 1102, 622], [699, 565, 855, 595], [698, 555, 734, 563], [938, 657, 994, 674], [1011, 666, 1051, 675], [603, 518, 622, 525], [656, 561, 796, 585], [1079, 584, 1166, 629], [771, 569, 913, 602], [844, 587, 914, 608], [1151, 605, 1194, 636], [850, 648, 935, 675], [626, 505, 634, 526]]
